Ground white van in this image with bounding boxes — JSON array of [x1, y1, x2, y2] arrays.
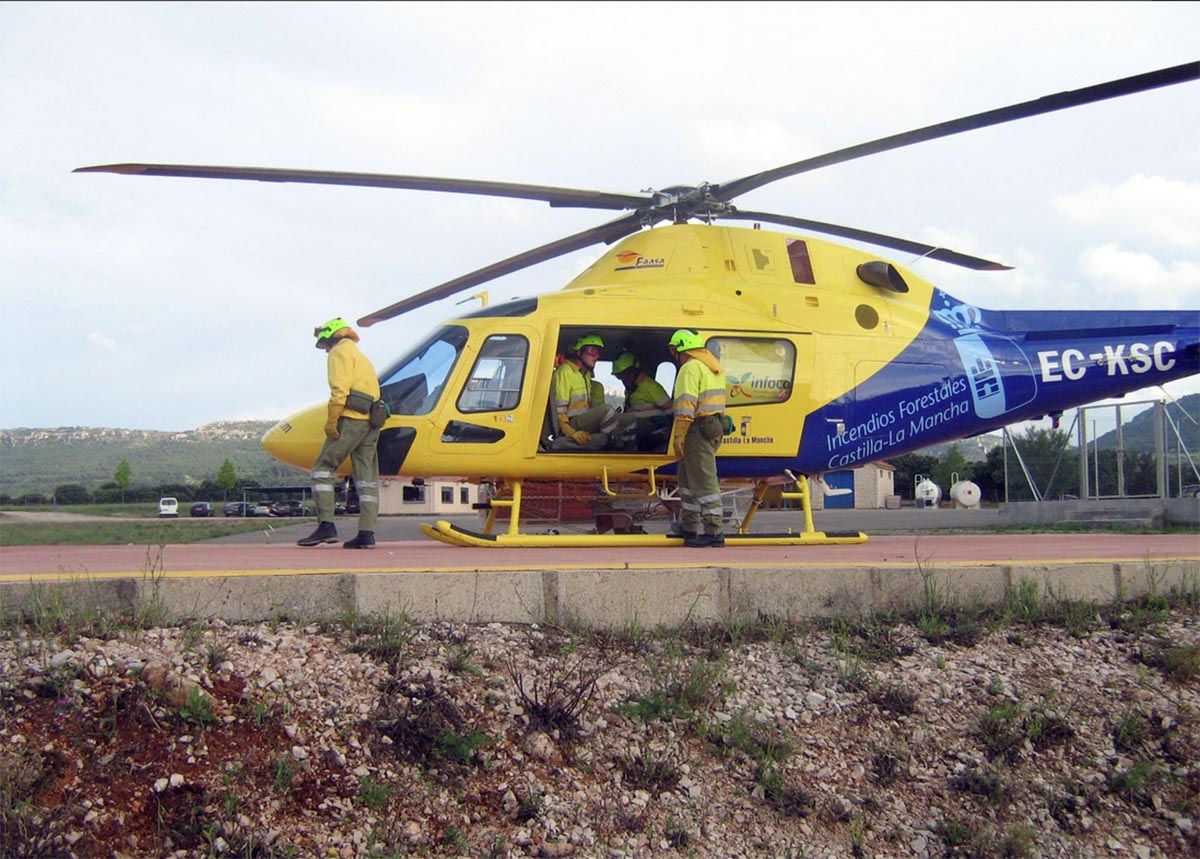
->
[[158, 497, 179, 518]]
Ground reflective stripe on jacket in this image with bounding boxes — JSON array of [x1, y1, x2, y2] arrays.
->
[[552, 359, 592, 422], [628, 373, 672, 418], [672, 350, 726, 420]]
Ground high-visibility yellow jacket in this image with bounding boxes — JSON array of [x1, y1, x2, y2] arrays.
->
[[672, 349, 725, 420], [328, 338, 380, 420], [627, 373, 672, 419], [552, 359, 592, 431]]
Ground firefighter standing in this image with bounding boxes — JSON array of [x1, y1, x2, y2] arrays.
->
[[297, 317, 381, 549], [667, 329, 727, 547]]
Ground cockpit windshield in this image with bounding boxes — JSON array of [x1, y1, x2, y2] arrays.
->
[[377, 326, 469, 416]]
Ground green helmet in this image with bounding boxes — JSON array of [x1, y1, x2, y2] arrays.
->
[[668, 329, 704, 351], [572, 334, 605, 353], [613, 352, 640, 374], [313, 317, 350, 347]]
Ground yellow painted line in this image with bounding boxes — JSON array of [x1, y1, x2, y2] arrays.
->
[[4, 555, 1196, 583]]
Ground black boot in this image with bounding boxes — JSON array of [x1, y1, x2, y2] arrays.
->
[[343, 531, 376, 549], [297, 521, 338, 547]]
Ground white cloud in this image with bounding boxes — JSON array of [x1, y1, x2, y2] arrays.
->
[[87, 332, 117, 350], [1077, 242, 1200, 309], [1053, 175, 1200, 250]]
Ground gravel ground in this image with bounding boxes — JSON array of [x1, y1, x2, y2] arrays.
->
[[2, 605, 1198, 858]]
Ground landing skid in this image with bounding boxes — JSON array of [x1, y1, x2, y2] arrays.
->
[[421, 473, 867, 548], [421, 521, 864, 547]]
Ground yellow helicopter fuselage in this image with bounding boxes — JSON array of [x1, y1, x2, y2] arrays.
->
[[262, 223, 1199, 485]]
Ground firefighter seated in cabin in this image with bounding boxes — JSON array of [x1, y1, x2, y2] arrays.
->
[[548, 334, 618, 451], [612, 351, 672, 452]]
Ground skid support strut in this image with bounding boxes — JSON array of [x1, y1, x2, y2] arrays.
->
[[421, 473, 866, 547]]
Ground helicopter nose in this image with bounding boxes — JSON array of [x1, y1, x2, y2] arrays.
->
[[261, 404, 326, 471]]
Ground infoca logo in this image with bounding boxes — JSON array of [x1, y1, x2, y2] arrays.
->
[[614, 251, 665, 271]]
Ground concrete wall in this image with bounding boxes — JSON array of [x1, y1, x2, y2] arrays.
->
[[6, 559, 1196, 629], [1000, 498, 1200, 528]]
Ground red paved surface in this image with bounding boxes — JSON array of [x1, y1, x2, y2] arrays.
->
[[3, 533, 1197, 579]]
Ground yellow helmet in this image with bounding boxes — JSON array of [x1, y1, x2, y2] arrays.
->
[[668, 329, 704, 351], [613, 352, 640, 374], [313, 317, 350, 347], [572, 334, 605, 352]]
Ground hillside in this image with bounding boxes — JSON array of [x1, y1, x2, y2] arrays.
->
[[2, 396, 1195, 497], [0, 421, 300, 496], [1093, 394, 1200, 452]]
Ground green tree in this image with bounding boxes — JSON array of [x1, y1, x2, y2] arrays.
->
[[1088, 449, 1160, 497], [216, 459, 238, 499], [988, 427, 1078, 501], [114, 459, 132, 503], [53, 483, 91, 505]]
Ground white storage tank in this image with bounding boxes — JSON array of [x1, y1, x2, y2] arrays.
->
[[949, 472, 981, 509], [914, 475, 941, 509]]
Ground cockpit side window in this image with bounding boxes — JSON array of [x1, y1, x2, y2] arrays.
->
[[377, 326, 469, 416], [457, 334, 529, 413]]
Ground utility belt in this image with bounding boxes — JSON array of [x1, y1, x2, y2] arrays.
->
[[692, 412, 736, 439], [345, 389, 390, 429]]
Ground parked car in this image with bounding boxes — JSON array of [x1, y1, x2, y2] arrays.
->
[[223, 502, 251, 517], [158, 497, 179, 518], [250, 503, 273, 517], [190, 501, 214, 518], [270, 500, 311, 517]]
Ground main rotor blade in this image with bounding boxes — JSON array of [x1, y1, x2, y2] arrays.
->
[[716, 61, 1200, 202], [722, 210, 1012, 271], [357, 213, 647, 327], [73, 163, 651, 210]]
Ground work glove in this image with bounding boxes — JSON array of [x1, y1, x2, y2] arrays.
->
[[670, 416, 693, 459], [558, 414, 589, 445], [325, 402, 344, 440]]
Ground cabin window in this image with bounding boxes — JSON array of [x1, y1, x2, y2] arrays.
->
[[378, 326, 469, 416], [457, 334, 529, 413], [787, 239, 815, 285], [707, 336, 796, 406]]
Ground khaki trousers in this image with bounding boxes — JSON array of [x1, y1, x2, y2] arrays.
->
[[310, 418, 380, 531]]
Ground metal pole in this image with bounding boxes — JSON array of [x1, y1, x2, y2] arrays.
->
[[1154, 401, 1167, 499], [1078, 409, 1089, 500], [1002, 427, 1009, 503]]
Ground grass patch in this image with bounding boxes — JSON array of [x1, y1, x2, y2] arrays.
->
[[0, 519, 275, 546], [1138, 643, 1200, 682]]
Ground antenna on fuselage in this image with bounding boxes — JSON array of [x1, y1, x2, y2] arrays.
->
[[456, 291, 489, 309]]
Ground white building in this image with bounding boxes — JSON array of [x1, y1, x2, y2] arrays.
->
[[378, 477, 479, 515]]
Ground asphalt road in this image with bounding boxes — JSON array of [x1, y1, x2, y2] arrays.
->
[[202, 507, 1003, 544]]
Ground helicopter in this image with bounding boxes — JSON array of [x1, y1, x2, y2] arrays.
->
[[77, 62, 1199, 547]]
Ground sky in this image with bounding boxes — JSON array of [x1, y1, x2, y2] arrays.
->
[[2, 1, 1198, 437]]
